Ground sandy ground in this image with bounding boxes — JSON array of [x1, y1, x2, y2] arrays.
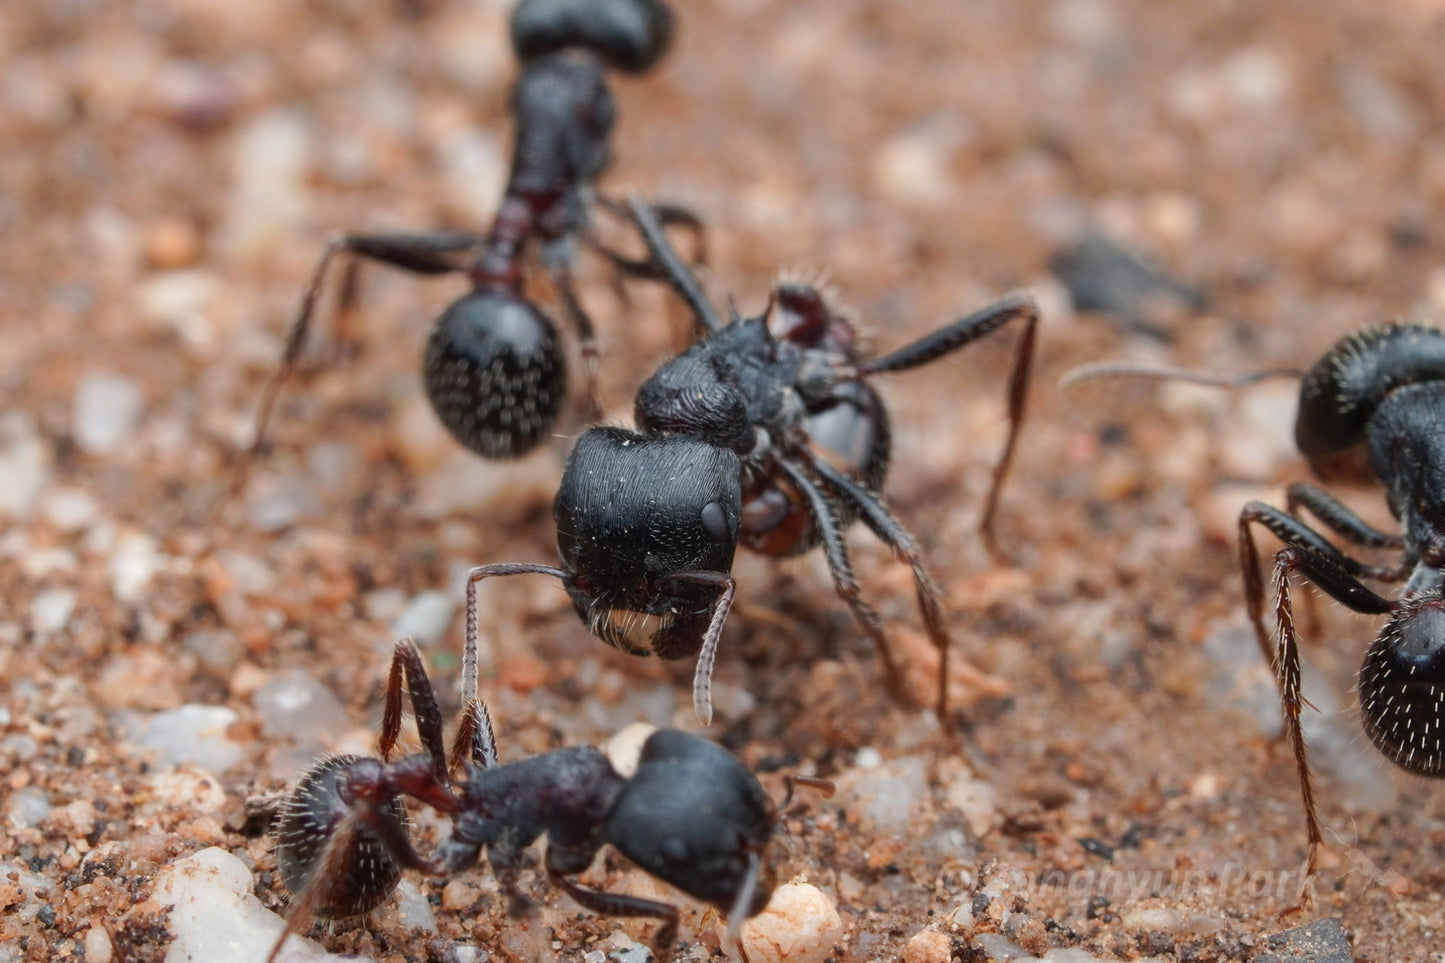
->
[[4, 0, 1445, 960]]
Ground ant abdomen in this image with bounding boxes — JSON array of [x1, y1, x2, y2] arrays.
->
[[511, 0, 674, 74], [1296, 323, 1445, 481], [1358, 594, 1445, 777], [274, 755, 407, 918], [423, 290, 567, 459]]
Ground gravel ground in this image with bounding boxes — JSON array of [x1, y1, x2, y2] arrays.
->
[[4, 1, 1445, 961]]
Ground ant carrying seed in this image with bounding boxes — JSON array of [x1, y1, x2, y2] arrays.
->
[[244, 0, 698, 474], [466, 197, 1039, 726], [261, 636, 817, 963]]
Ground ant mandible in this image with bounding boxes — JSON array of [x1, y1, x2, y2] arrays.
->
[[263, 638, 786, 963], [247, 0, 697, 468], [1236, 322, 1445, 893], [466, 197, 1039, 726]]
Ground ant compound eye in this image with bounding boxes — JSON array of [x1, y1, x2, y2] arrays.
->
[[1358, 597, 1445, 776], [423, 291, 567, 459], [700, 500, 730, 542], [659, 836, 689, 865], [274, 755, 407, 918]]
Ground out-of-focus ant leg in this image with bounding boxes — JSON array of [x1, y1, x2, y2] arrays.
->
[[239, 231, 488, 490], [859, 293, 1039, 559], [547, 867, 681, 963]]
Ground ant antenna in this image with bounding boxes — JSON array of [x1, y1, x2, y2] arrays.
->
[[1059, 360, 1303, 391]]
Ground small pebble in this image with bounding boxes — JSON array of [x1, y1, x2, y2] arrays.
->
[[739, 883, 842, 963], [871, 126, 958, 207], [219, 108, 313, 264], [135, 269, 220, 350], [389, 880, 438, 934], [903, 929, 952, 963], [83, 925, 114, 963], [391, 591, 457, 652], [1255, 918, 1355, 963], [146, 769, 230, 813], [252, 670, 351, 743], [143, 218, 205, 269], [0, 413, 51, 520], [600, 722, 657, 778], [38, 486, 100, 532], [149, 847, 356, 962], [29, 588, 77, 635], [73, 373, 145, 455], [438, 128, 507, 225], [838, 754, 928, 834], [109, 529, 167, 602], [149, 59, 239, 131], [122, 704, 248, 773], [6, 785, 52, 830]]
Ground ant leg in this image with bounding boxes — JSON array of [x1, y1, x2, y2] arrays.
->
[[1283, 482, 1407, 636], [625, 194, 724, 335], [1239, 502, 1398, 663], [809, 456, 1009, 719], [464, 563, 571, 705], [449, 698, 500, 772], [859, 294, 1039, 559], [1264, 545, 1394, 905], [379, 638, 450, 781], [238, 230, 489, 493], [651, 571, 737, 725], [1286, 482, 1407, 556], [771, 457, 904, 696], [455, 563, 570, 767], [547, 867, 681, 963], [591, 196, 707, 277], [551, 264, 603, 420]]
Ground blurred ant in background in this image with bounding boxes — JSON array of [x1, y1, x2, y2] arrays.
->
[[1236, 323, 1445, 894], [1069, 323, 1445, 897], [259, 637, 823, 963], [245, 0, 698, 474], [466, 198, 1038, 726]]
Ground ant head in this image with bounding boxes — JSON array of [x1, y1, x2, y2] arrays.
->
[[766, 281, 856, 355], [607, 730, 775, 914], [1296, 322, 1445, 483], [1359, 593, 1445, 777], [273, 755, 407, 918], [422, 289, 566, 459], [554, 427, 741, 618], [511, 0, 673, 74]]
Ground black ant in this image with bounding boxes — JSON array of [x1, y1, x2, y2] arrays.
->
[[465, 197, 1039, 726], [1068, 323, 1445, 897], [263, 637, 801, 963], [1235, 322, 1445, 894], [246, 0, 697, 470]]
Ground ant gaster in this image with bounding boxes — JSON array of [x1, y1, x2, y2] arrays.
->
[[467, 197, 1039, 725], [265, 637, 787, 963], [1236, 323, 1445, 893], [247, 0, 696, 468]]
